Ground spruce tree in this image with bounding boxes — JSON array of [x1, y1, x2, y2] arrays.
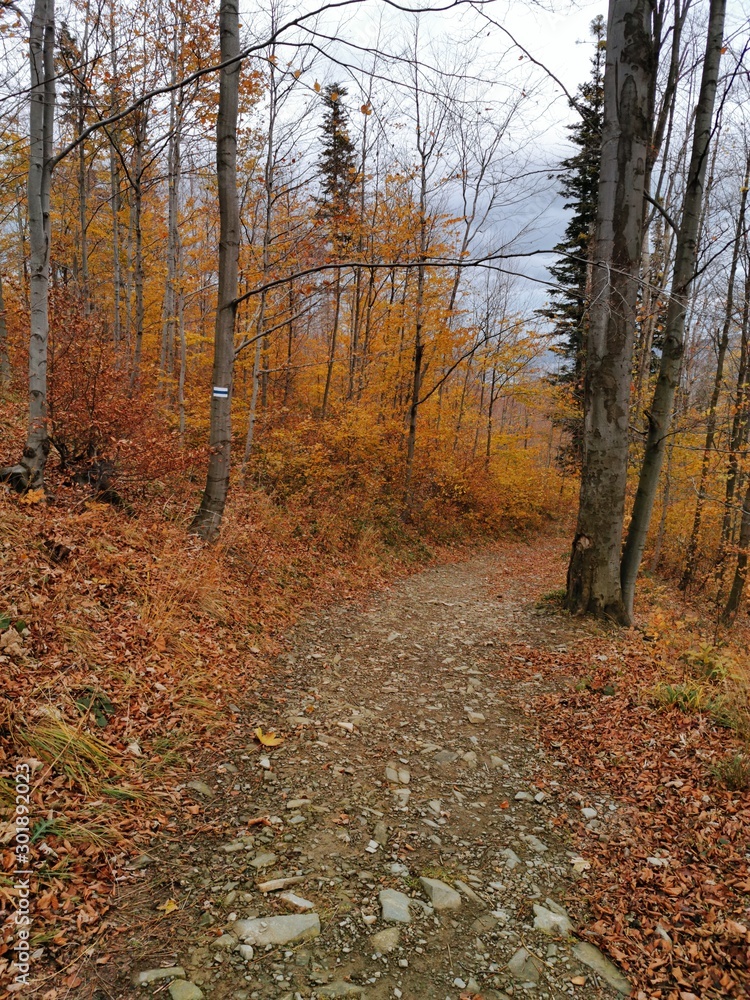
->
[[540, 16, 605, 466], [317, 83, 358, 240]]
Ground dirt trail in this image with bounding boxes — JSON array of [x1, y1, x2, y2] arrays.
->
[[97, 534, 630, 1000]]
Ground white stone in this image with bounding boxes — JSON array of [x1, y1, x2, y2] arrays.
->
[[234, 913, 320, 946], [317, 983, 365, 997], [249, 851, 277, 869], [532, 903, 572, 937], [573, 942, 631, 994], [279, 892, 315, 911], [466, 710, 485, 724], [210, 934, 237, 950], [582, 807, 598, 819], [168, 983, 204, 1000], [134, 968, 186, 986], [500, 848, 522, 869], [507, 947, 542, 984], [419, 877, 461, 910], [379, 888, 413, 923], [370, 926, 400, 952]]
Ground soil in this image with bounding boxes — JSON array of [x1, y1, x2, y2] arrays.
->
[[79, 531, 630, 1000]]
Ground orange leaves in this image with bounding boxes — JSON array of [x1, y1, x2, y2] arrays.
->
[[254, 727, 284, 747]]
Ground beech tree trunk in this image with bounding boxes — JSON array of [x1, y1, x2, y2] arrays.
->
[[680, 155, 749, 590], [723, 477, 750, 622], [190, 0, 240, 539], [565, 0, 655, 623], [0, 273, 10, 384], [21, 0, 55, 489], [620, 0, 726, 619]]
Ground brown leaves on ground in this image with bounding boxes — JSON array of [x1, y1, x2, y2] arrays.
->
[[497, 576, 750, 1000]]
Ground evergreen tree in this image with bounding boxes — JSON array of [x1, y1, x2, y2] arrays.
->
[[317, 83, 358, 239], [540, 16, 605, 466]]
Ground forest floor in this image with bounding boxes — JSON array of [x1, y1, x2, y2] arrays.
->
[[26, 530, 748, 1000]]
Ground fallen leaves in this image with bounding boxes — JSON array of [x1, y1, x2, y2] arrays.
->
[[254, 726, 284, 747]]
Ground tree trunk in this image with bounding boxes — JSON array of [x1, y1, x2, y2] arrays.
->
[[723, 476, 750, 622], [620, 0, 726, 620], [190, 0, 241, 539], [160, 31, 182, 383], [129, 109, 147, 389], [21, 0, 55, 489], [321, 270, 342, 419], [681, 155, 749, 590], [0, 273, 11, 384], [565, 0, 655, 623], [715, 269, 750, 585]]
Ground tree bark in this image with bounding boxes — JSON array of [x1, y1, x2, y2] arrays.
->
[[190, 0, 241, 539], [723, 476, 750, 622], [22, 0, 55, 489], [620, 0, 726, 619], [566, 0, 655, 623], [680, 155, 749, 590], [0, 273, 11, 384]]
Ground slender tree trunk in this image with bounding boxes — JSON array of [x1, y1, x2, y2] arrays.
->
[[485, 368, 497, 468], [243, 335, 263, 466], [129, 109, 148, 389], [620, 0, 726, 619], [681, 157, 749, 589], [284, 279, 294, 405], [0, 273, 11, 384], [178, 288, 186, 441], [321, 270, 342, 419], [160, 34, 182, 383], [190, 0, 241, 538], [404, 159, 429, 498], [108, 2, 121, 347], [723, 476, 750, 622], [716, 269, 750, 580], [566, 0, 655, 623], [20, 0, 55, 489]]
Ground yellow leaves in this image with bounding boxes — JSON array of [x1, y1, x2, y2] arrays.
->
[[293, 69, 301, 80], [19, 489, 44, 505], [313, 80, 321, 93], [254, 726, 284, 747], [360, 103, 373, 116], [157, 898, 179, 914]]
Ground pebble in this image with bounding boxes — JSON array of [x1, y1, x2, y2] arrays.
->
[[317, 984, 366, 997], [210, 934, 237, 950], [454, 879, 484, 905], [573, 941, 631, 994], [500, 848, 522, 869], [250, 852, 277, 869], [379, 888, 413, 923], [507, 947, 543, 984], [134, 968, 186, 985], [234, 914, 321, 946], [419, 877, 462, 910], [524, 834, 548, 853], [514, 791, 535, 802], [466, 710, 485, 724], [168, 983, 204, 1000], [581, 807, 598, 820], [532, 903, 572, 937], [186, 780, 213, 798], [279, 892, 315, 911], [370, 927, 400, 953]]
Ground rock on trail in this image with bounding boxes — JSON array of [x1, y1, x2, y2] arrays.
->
[[120, 538, 631, 999]]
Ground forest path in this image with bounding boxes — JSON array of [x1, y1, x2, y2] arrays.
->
[[109, 532, 631, 1000]]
